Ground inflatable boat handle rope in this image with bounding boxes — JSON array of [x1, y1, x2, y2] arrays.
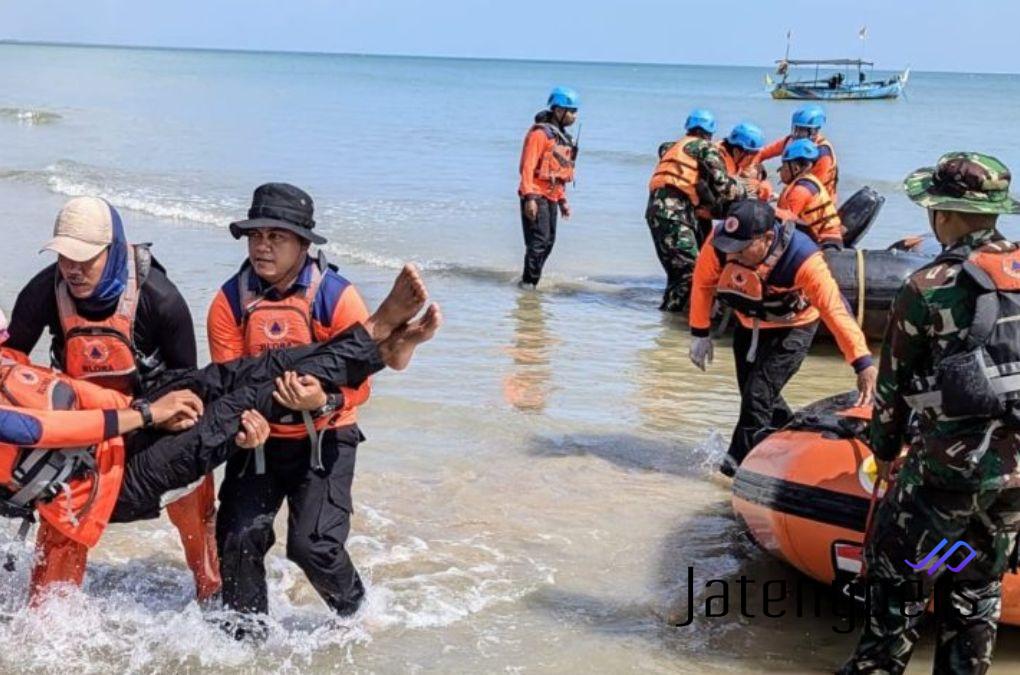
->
[[842, 472, 889, 602], [855, 248, 866, 327]]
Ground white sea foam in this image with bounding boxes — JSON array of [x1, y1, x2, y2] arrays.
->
[[0, 108, 62, 125], [0, 501, 547, 671]]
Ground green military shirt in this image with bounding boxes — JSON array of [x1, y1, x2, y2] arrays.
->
[[872, 227, 1020, 490], [651, 138, 746, 217]]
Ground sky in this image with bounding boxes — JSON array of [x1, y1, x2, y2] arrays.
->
[[1, 0, 1015, 74]]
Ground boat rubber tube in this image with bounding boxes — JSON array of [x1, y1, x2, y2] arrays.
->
[[730, 392, 1020, 625], [822, 248, 932, 340]]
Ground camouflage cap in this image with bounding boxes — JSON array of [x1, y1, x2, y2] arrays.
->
[[904, 152, 1020, 214]]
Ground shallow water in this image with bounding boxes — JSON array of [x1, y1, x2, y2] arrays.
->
[[1, 44, 1020, 673]]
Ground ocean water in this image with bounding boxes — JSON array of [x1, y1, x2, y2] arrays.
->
[[1, 43, 1020, 673]]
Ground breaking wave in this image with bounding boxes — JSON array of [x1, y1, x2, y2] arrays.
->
[[0, 159, 663, 306], [0, 108, 62, 125]]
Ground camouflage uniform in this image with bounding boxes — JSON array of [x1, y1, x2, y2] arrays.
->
[[645, 139, 745, 312], [840, 153, 1020, 675]]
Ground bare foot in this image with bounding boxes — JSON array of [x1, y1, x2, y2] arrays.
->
[[364, 264, 428, 341], [378, 303, 443, 370]]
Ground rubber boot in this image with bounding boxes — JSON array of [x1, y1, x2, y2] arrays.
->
[[29, 520, 89, 604], [165, 473, 222, 602]]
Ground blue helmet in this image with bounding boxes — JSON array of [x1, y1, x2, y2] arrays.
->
[[547, 86, 579, 110], [791, 104, 825, 130], [684, 108, 717, 134], [782, 138, 819, 162], [726, 122, 764, 151]]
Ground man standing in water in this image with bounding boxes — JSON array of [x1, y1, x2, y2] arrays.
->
[[517, 86, 579, 289], [0, 267, 439, 605], [688, 199, 875, 477], [760, 104, 839, 204], [646, 108, 745, 312], [207, 183, 375, 637], [839, 153, 1020, 675], [6, 196, 221, 603]]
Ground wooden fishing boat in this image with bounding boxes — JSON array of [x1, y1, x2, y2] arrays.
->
[[767, 59, 909, 101]]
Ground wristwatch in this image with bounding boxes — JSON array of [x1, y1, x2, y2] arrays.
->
[[131, 399, 155, 429], [313, 392, 344, 419]]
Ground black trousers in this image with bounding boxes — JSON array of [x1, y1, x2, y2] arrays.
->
[[216, 425, 365, 617], [110, 325, 383, 523], [520, 197, 558, 285], [725, 322, 817, 467]]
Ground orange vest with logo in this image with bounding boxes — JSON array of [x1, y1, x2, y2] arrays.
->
[[716, 221, 810, 329], [238, 254, 330, 439], [780, 174, 842, 246], [56, 246, 144, 395], [0, 359, 101, 532], [531, 123, 576, 185], [649, 136, 701, 203]]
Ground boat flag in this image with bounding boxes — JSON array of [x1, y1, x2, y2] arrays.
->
[[858, 25, 868, 40]]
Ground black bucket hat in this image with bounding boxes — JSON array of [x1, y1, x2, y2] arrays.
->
[[229, 182, 327, 245]]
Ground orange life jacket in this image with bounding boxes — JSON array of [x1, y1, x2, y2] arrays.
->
[[238, 253, 331, 444], [531, 122, 576, 185], [56, 245, 148, 395], [0, 358, 97, 527], [815, 136, 839, 198], [717, 142, 772, 201], [780, 174, 842, 246], [649, 136, 702, 204], [716, 221, 809, 329]]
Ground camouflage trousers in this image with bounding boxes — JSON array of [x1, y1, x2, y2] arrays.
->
[[839, 453, 1020, 675], [644, 190, 707, 313]]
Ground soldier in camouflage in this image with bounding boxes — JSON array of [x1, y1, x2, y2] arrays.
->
[[645, 109, 745, 312], [839, 152, 1020, 675]]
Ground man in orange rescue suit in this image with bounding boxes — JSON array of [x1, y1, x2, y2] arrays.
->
[[760, 104, 839, 204], [777, 139, 844, 249], [0, 268, 438, 605], [688, 199, 877, 478], [517, 86, 579, 289], [6, 196, 220, 602], [717, 122, 774, 202], [207, 182, 374, 632]]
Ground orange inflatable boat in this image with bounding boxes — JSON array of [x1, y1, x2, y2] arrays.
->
[[731, 393, 1020, 625]]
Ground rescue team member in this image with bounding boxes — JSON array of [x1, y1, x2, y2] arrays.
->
[[717, 122, 773, 201], [645, 108, 745, 312], [776, 139, 844, 249], [208, 183, 374, 628], [517, 86, 579, 289], [6, 197, 220, 601], [0, 264, 439, 602], [839, 153, 1020, 675], [760, 104, 839, 203], [687, 199, 876, 477]]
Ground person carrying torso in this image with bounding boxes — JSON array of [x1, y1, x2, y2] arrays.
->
[[687, 199, 875, 477], [760, 104, 840, 203], [839, 152, 1020, 675], [207, 182, 373, 632], [0, 290, 404, 611], [517, 86, 579, 289], [645, 108, 746, 313], [5, 196, 220, 602], [776, 139, 844, 249]]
